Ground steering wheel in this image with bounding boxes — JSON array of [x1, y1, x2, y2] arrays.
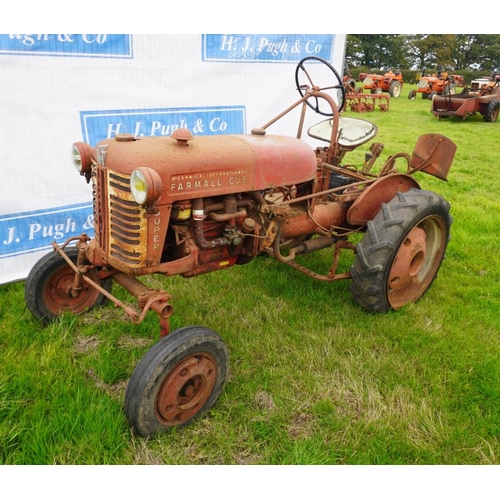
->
[[295, 56, 346, 116]]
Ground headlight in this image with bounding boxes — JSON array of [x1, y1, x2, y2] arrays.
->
[[130, 167, 162, 206], [71, 142, 93, 176]]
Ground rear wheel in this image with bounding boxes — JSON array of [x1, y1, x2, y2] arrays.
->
[[349, 189, 452, 313], [124, 326, 229, 438], [484, 99, 499, 122], [389, 81, 402, 98], [25, 247, 110, 323], [444, 84, 456, 95]]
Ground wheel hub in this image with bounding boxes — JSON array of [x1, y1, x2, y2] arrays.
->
[[156, 354, 217, 425], [44, 267, 98, 314], [388, 226, 427, 291]]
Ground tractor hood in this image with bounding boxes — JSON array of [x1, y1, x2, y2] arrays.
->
[[94, 132, 317, 202]]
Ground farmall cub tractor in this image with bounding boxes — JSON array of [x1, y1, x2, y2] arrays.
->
[[25, 57, 457, 438]]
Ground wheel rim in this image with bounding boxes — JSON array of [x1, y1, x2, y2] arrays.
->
[[387, 215, 446, 309], [155, 353, 217, 426], [43, 266, 103, 316]]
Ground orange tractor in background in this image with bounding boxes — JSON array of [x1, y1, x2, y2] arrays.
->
[[358, 70, 404, 98], [409, 69, 465, 100]]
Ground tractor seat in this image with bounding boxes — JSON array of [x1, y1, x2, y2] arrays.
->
[[308, 116, 378, 148]]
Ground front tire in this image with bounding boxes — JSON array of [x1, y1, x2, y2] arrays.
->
[[124, 326, 229, 438], [25, 247, 111, 323], [349, 189, 452, 313], [408, 89, 416, 100]]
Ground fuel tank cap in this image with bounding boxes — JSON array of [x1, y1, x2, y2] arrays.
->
[[171, 128, 194, 145]]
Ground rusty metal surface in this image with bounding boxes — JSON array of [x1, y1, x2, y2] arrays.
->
[[280, 201, 349, 238], [409, 134, 457, 180], [41, 243, 106, 317], [95, 133, 317, 202], [155, 353, 217, 425], [347, 174, 420, 226], [387, 214, 447, 310], [345, 89, 390, 112], [432, 84, 500, 119], [388, 225, 427, 293]]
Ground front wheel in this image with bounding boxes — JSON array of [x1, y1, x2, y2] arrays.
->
[[25, 247, 111, 323], [124, 326, 229, 438], [349, 189, 452, 313], [408, 89, 416, 100]]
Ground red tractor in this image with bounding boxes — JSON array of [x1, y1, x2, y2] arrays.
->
[[358, 70, 404, 98], [25, 57, 457, 438], [409, 70, 464, 100]]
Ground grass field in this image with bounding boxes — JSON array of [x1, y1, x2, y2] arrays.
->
[[1, 83, 499, 467]]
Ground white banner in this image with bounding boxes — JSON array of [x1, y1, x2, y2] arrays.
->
[[0, 34, 346, 284]]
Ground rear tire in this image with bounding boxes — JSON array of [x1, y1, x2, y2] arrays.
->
[[124, 326, 229, 438], [25, 247, 111, 323], [389, 81, 402, 98], [349, 189, 452, 313], [444, 84, 456, 95], [484, 99, 499, 122]]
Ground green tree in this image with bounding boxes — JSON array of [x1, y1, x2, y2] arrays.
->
[[346, 34, 500, 72], [404, 34, 456, 71], [452, 34, 500, 72], [346, 35, 406, 70]]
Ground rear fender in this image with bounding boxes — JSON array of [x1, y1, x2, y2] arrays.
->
[[347, 174, 420, 226]]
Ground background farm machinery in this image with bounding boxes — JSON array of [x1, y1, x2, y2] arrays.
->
[[431, 75, 500, 121], [409, 70, 465, 100], [358, 70, 403, 98], [343, 75, 390, 112]]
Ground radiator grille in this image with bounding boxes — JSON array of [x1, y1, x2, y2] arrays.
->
[[94, 166, 147, 268]]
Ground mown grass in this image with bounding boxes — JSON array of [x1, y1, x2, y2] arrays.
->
[[1, 84, 499, 465]]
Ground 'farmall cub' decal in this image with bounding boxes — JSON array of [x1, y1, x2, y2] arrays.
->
[[170, 170, 248, 194]]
